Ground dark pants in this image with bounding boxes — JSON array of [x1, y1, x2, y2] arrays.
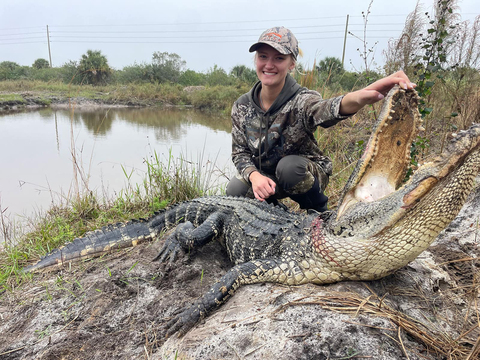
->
[[226, 155, 329, 212]]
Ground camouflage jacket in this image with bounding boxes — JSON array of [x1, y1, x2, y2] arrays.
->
[[231, 74, 350, 183]]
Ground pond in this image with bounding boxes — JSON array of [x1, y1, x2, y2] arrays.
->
[[0, 106, 234, 233]]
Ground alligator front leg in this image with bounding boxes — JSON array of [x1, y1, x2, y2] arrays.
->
[[164, 258, 305, 337], [153, 211, 227, 263]]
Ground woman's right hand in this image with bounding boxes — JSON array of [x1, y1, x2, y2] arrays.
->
[[249, 171, 276, 201]]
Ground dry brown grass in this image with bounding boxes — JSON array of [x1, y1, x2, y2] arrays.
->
[[274, 280, 480, 359]]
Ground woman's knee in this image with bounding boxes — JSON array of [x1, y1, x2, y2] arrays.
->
[[225, 175, 250, 197], [275, 155, 310, 189]]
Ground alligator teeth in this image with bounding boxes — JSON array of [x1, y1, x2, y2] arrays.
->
[[387, 116, 393, 120], [390, 110, 395, 114], [419, 126, 425, 131]]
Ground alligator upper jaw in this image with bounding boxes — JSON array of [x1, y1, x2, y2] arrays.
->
[[336, 86, 422, 219]]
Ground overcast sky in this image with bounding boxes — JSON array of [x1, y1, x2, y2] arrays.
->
[[1, 0, 478, 73]]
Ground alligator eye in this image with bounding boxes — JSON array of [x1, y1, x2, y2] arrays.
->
[[397, 140, 402, 146]]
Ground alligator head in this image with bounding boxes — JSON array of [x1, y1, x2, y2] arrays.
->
[[326, 85, 480, 280]]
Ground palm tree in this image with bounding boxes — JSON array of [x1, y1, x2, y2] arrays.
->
[[32, 58, 50, 69], [316, 57, 344, 78], [78, 50, 112, 85]]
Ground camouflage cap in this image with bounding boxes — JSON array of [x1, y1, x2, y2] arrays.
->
[[249, 26, 299, 59]]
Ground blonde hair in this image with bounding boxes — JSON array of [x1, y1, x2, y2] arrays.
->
[[291, 47, 303, 74]]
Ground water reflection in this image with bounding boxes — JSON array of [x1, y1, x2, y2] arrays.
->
[[63, 107, 232, 141], [69, 109, 116, 136], [0, 107, 234, 225]]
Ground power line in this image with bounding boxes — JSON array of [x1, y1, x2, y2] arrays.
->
[[0, 27, 405, 45], [44, 35, 397, 45], [0, 41, 45, 45], [45, 29, 402, 40], [0, 26, 44, 31], [46, 14, 411, 28], [0, 14, 412, 32], [45, 23, 406, 35], [41, 12, 478, 28], [0, 36, 46, 41], [0, 21, 406, 43], [1, 11, 476, 33], [0, 32, 45, 37]]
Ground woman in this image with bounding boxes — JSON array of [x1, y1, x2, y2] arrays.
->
[[226, 26, 416, 212]]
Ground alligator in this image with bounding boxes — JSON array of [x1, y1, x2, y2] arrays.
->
[[23, 85, 480, 338]]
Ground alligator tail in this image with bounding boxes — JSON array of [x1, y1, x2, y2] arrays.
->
[[22, 198, 219, 273], [22, 212, 166, 273]]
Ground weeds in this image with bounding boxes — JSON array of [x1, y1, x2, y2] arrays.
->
[[34, 325, 52, 340]]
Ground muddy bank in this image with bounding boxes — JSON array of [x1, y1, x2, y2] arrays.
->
[[0, 91, 187, 113], [1, 186, 479, 360]]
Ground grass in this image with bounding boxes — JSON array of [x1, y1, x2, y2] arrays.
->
[[0, 94, 26, 104]]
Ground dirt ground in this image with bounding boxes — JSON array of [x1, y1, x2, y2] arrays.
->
[[1, 186, 479, 360]]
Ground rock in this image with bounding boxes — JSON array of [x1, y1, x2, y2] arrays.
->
[[183, 86, 205, 93]]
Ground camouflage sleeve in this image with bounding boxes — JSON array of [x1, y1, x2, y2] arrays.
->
[[302, 92, 351, 131], [231, 102, 257, 183]]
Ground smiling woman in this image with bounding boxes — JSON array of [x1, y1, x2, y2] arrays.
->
[[254, 46, 295, 103], [226, 26, 416, 214]]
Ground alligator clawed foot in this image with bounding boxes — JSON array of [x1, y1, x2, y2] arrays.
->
[[153, 234, 182, 264], [164, 305, 203, 338]]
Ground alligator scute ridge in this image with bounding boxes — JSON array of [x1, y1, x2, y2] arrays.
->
[[22, 86, 480, 338]]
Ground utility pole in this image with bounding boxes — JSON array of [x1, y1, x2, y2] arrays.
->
[[341, 14, 349, 68], [47, 25, 52, 67]]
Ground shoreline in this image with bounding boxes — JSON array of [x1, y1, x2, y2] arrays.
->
[[0, 83, 241, 114], [0, 91, 174, 113]]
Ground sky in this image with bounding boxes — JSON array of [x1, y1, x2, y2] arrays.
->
[[1, 0, 478, 74]]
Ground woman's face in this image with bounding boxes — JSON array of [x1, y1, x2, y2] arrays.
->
[[255, 45, 295, 90]]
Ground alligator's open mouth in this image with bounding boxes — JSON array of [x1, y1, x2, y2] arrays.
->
[[337, 86, 422, 218], [334, 86, 480, 239]]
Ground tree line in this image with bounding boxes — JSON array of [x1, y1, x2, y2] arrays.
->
[[0, 48, 381, 90], [0, 50, 260, 87]]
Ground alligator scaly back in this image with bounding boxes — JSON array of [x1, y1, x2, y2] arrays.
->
[[23, 196, 300, 272]]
